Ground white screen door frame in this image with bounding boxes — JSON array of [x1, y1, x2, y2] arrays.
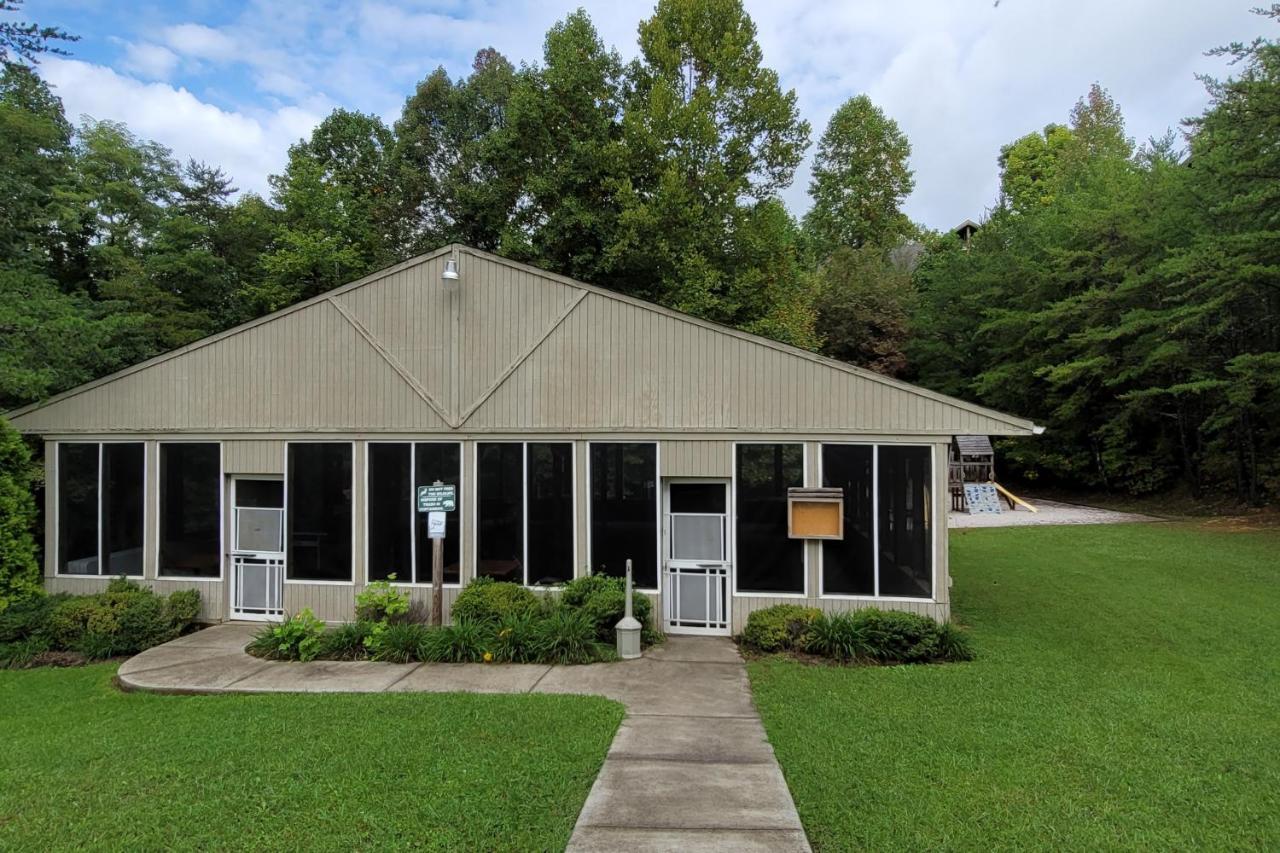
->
[[663, 479, 731, 636], [228, 476, 285, 621]]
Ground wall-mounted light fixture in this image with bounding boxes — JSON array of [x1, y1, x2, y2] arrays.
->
[[442, 257, 460, 292]]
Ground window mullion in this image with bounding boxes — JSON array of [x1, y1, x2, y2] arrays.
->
[[97, 443, 105, 576], [409, 443, 418, 585], [522, 443, 529, 587], [872, 445, 880, 598]]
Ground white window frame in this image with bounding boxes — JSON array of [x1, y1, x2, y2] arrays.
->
[[282, 440, 356, 586], [155, 440, 225, 582], [584, 440, 661, 594], [365, 440, 464, 589], [53, 440, 147, 579], [816, 441, 938, 603], [732, 441, 809, 598], [473, 440, 577, 589]]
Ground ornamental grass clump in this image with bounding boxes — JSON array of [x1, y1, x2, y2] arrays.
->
[[418, 619, 492, 663]]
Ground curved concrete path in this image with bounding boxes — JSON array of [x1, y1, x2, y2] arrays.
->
[[119, 625, 810, 853]]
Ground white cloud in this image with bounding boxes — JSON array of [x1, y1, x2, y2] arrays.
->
[[39, 58, 323, 197], [162, 23, 239, 62], [121, 42, 179, 80]]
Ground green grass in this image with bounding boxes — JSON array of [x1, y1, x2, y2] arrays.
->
[[0, 667, 623, 851], [750, 523, 1280, 851]]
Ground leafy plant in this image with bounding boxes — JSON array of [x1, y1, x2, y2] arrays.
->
[[491, 611, 540, 663], [804, 613, 871, 662], [560, 575, 653, 642], [249, 609, 325, 662], [741, 604, 823, 653], [531, 609, 597, 665], [857, 609, 942, 663], [317, 621, 371, 660], [355, 579, 410, 624], [164, 589, 201, 630], [369, 622, 428, 663], [0, 416, 40, 613], [0, 593, 59, 643], [451, 577, 539, 625], [418, 620, 492, 663], [0, 636, 49, 668], [936, 621, 975, 662], [76, 631, 121, 661]]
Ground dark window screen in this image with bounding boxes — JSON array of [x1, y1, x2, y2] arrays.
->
[[415, 443, 461, 584], [58, 443, 99, 575], [287, 443, 352, 581], [367, 443, 412, 583], [477, 443, 523, 583], [821, 444, 874, 595], [236, 480, 282, 508], [159, 443, 221, 578], [878, 446, 933, 598], [735, 444, 804, 594], [527, 443, 573, 585], [589, 443, 657, 589], [669, 482, 726, 514], [102, 444, 145, 577]]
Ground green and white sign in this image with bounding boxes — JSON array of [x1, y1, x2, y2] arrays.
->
[[417, 483, 456, 513]]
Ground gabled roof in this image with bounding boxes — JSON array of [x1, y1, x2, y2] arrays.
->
[[6, 245, 1038, 436]]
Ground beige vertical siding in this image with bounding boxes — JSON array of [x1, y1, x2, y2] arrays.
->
[[224, 440, 285, 474], [661, 440, 732, 477]]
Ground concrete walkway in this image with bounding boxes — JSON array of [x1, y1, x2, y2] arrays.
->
[[118, 625, 809, 852]]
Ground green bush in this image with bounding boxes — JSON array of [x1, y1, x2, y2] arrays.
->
[[804, 613, 872, 662], [0, 594, 59, 643], [46, 597, 107, 649], [317, 621, 371, 660], [531, 609, 598, 665], [369, 622, 428, 663], [560, 575, 653, 642], [106, 590, 178, 653], [165, 589, 201, 631], [451, 577, 539, 625], [355, 579, 411, 623], [492, 611, 540, 663], [249, 609, 325, 662], [936, 621, 975, 662], [741, 604, 823, 652], [0, 416, 41, 614], [77, 631, 122, 661], [858, 609, 941, 663], [0, 636, 49, 668], [418, 619, 492, 663]]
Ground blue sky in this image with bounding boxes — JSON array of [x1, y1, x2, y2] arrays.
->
[[29, 0, 1262, 230]]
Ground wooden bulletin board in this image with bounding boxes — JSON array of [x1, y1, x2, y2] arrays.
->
[[787, 487, 844, 540]]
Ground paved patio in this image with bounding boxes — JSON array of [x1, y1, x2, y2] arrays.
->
[[118, 625, 810, 852]]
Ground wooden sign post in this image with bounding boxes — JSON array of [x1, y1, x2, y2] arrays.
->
[[417, 481, 456, 627]]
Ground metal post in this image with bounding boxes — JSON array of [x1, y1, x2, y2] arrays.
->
[[431, 479, 444, 627]]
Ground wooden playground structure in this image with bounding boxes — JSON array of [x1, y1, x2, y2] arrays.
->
[[949, 435, 1038, 514]]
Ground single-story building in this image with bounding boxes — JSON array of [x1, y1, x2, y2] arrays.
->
[[7, 245, 1037, 635]]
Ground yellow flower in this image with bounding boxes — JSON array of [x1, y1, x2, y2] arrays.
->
[[483, 651, 493, 662]]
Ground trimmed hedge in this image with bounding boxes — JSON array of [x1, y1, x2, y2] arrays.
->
[[451, 577, 540, 624], [741, 604, 974, 664], [0, 580, 202, 667], [560, 575, 655, 643]]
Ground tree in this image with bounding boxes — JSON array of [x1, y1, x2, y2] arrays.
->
[[608, 0, 812, 339], [0, 0, 76, 67], [498, 10, 628, 283], [260, 109, 397, 309], [998, 123, 1073, 212], [816, 244, 914, 376], [0, 415, 40, 611], [803, 95, 914, 255]]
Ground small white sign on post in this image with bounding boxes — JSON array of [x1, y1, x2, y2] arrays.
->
[[426, 511, 447, 539]]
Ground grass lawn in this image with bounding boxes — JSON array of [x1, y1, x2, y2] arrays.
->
[[750, 522, 1280, 851], [0, 667, 622, 851]]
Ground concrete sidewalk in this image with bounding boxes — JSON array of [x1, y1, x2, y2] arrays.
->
[[117, 625, 809, 852]]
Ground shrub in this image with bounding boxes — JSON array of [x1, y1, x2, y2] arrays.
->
[[418, 619, 492, 663], [858, 609, 942, 663], [0, 636, 49, 669], [935, 621, 975, 662], [46, 597, 106, 649], [249, 609, 325, 661], [531, 609, 598, 665], [317, 621, 371, 660], [107, 590, 179, 653], [0, 594, 59, 643], [741, 604, 823, 652], [369, 622, 428, 663], [451, 577, 539, 625], [0, 417, 40, 614], [77, 631, 122, 661], [804, 612, 872, 661], [560, 575, 653, 642], [105, 576, 141, 594], [165, 589, 202, 631], [491, 611, 540, 663], [355, 579, 411, 624]]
